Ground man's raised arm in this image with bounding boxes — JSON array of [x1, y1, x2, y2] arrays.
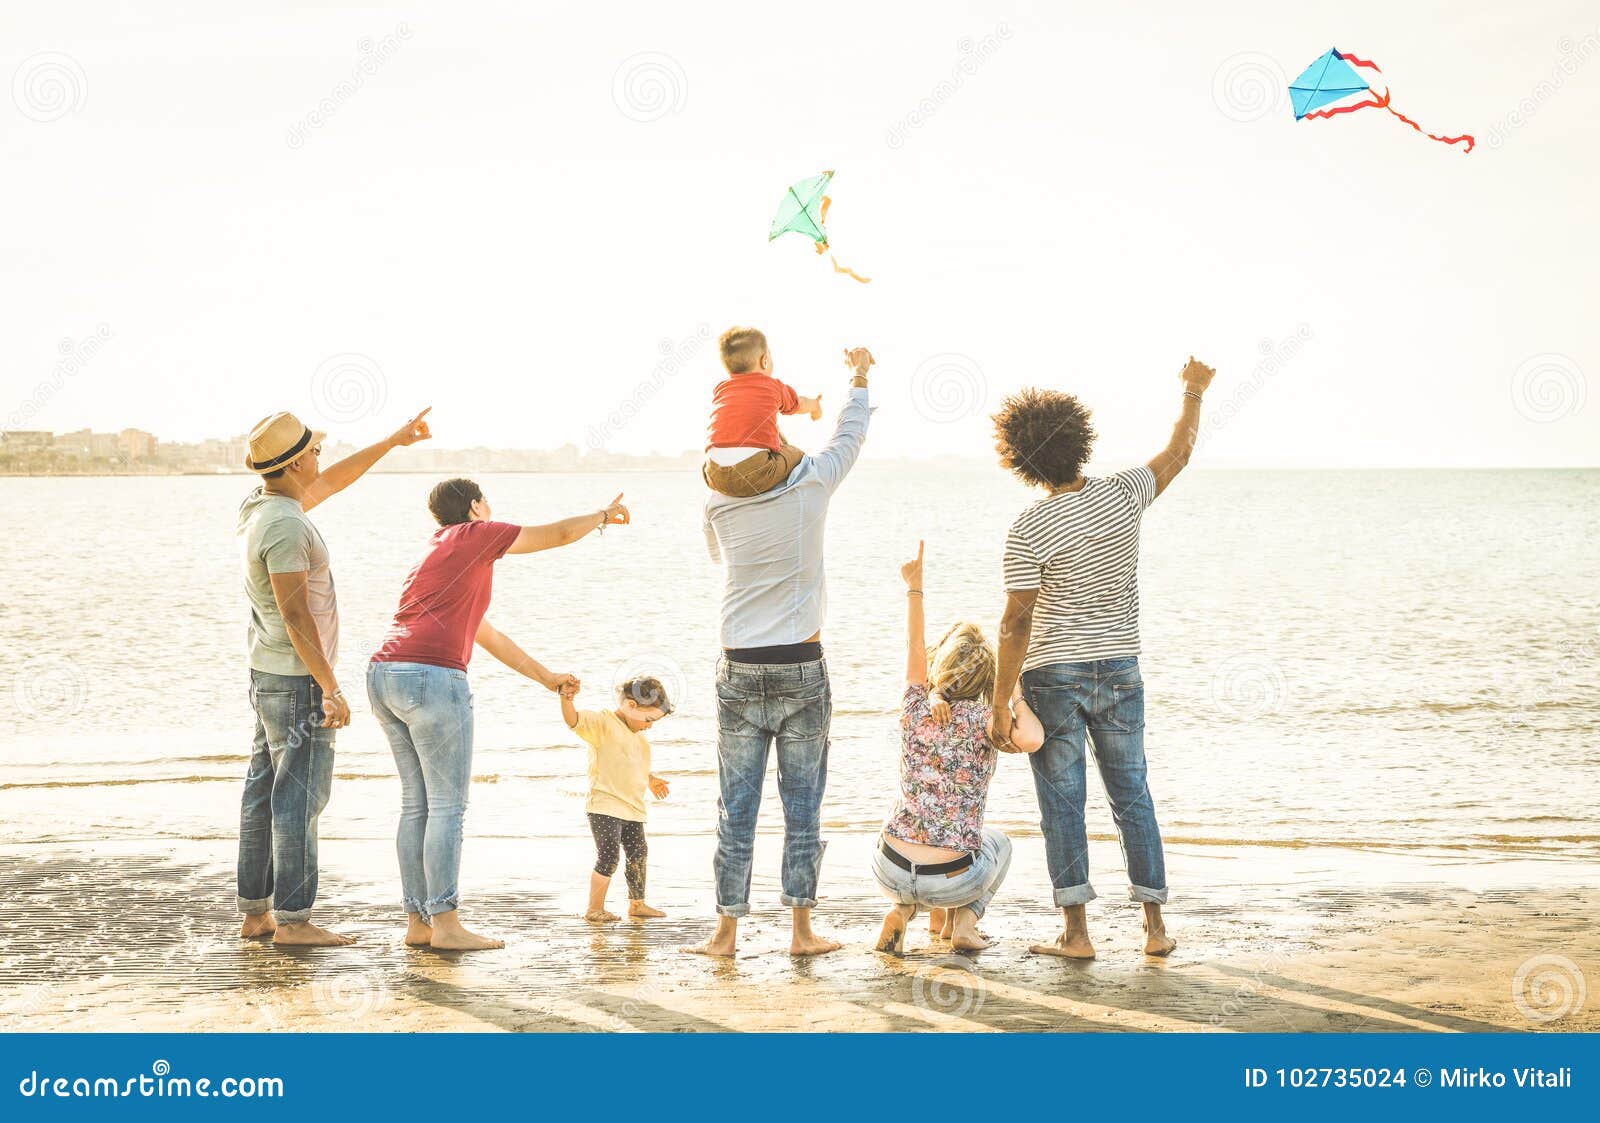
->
[[1147, 357, 1216, 498], [302, 407, 433, 512], [810, 347, 875, 493]]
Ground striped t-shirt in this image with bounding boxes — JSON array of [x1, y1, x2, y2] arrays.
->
[[1003, 466, 1156, 672]]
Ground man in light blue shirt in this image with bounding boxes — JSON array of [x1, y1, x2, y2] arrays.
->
[[686, 346, 874, 958]]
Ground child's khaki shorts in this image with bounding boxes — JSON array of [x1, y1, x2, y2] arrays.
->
[[703, 443, 805, 498]]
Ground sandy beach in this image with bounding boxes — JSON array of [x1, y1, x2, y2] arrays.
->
[[2, 831, 1593, 1034]]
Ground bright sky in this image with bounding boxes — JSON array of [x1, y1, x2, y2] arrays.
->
[[3, 1, 1595, 467]]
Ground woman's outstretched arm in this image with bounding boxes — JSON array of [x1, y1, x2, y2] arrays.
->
[[506, 493, 630, 554], [901, 540, 927, 685], [475, 617, 578, 694]]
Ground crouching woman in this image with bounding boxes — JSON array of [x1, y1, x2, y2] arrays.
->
[[871, 541, 1042, 954]]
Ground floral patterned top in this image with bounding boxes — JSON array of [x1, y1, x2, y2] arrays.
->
[[883, 683, 997, 851]]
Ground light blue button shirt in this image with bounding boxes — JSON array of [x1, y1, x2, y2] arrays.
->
[[703, 386, 871, 648]]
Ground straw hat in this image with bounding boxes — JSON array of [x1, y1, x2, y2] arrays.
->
[[244, 412, 326, 474]]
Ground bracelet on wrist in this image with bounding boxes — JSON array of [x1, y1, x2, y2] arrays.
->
[[1183, 389, 1203, 403], [906, 589, 923, 596]]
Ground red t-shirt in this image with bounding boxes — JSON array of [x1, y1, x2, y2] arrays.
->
[[371, 520, 521, 671], [706, 372, 800, 452]]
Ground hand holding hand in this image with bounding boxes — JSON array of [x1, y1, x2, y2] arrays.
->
[[929, 692, 952, 726], [988, 706, 1021, 754], [1180, 356, 1216, 395], [391, 407, 433, 447], [843, 347, 875, 377], [548, 672, 580, 696], [900, 539, 924, 589], [319, 692, 352, 730]]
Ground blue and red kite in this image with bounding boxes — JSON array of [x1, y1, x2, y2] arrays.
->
[[1289, 48, 1474, 152]]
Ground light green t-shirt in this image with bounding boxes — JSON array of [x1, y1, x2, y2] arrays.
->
[[237, 488, 338, 676]]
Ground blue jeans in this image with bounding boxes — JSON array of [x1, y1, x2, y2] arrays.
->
[[1022, 657, 1168, 906], [713, 656, 831, 917], [237, 670, 337, 923], [366, 661, 475, 919], [871, 828, 1013, 920]]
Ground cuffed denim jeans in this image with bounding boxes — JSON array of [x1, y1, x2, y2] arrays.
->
[[366, 661, 475, 919], [1022, 657, 1169, 906], [237, 670, 336, 923], [713, 656, 831, 917], [871, 828, 1013, 920]]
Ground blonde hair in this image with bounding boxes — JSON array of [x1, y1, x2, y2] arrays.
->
[[718, 326, 768, 373], [927, 622, 996, 705]]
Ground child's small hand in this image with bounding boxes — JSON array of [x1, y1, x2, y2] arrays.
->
[[929, 691, 952, 726], [649, 776, 670, 800], [808, 394, 823, 421], [558, 679, 581, 699]]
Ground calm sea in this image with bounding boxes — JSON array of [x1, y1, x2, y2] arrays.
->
[[2, 467, 1596, 863]]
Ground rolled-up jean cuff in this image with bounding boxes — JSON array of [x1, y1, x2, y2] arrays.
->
[[237, 896, 272, 916], [274, 908, 312, 924], [716, 902, 751, 919], [780, 894, 818, 910], [403, 899, 428, 919], [1052, 883, 1098, 907], [424, 894, 460, 919], [1128, 884, 1169, 904], [964, 899, 988, 921]]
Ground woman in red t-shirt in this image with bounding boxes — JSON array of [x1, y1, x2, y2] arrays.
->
[[367, 478, 630, 951]]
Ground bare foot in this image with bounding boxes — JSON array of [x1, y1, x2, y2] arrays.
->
[[1030, 931, 1096, 959], [1144, 924, 1177, 957], [876, 904, 916, 956], [682, 935, 736, 957], [790, 934, 842, 957], [952, 931, 996, 952], [628, 902, 665, 918], [585, 909, 620, 923], [404, 916, 433, 947], [429, 927, 505, 951], [272, 921, 356, 947], [927, 907, 948, 937], [240, 913, 276, 939]]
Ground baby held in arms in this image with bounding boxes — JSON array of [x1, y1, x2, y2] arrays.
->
[[702, 325, 823, 498]]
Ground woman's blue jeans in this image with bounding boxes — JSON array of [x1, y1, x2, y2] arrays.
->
[[367, 661, 475, 919]]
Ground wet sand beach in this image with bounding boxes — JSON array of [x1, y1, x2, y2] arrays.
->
[[2, 833, 1593, 1033]]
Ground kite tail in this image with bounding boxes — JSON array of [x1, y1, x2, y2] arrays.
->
[[1384, 103, 1475, 151], [829, 254, 871, 284], [1331, 52, 1474, 151], [1306, 86, 1474, 152], [1334, 50, 1382, 72]]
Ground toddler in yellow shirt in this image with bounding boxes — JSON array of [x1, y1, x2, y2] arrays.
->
[[561, 676, 673, 921]]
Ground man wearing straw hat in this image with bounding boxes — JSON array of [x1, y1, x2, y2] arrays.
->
[[236, 406, 432, 946]]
